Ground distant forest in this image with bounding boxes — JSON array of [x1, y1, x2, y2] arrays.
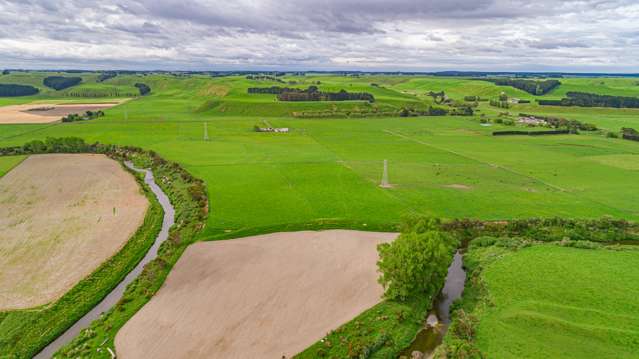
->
[[248, 86, 375, 102], [43, 76, 82, 90], [0, 84, 39, 97], [97, 72, 117, 82], [481, 78, 561, 95], [538, 92, 639, 108]]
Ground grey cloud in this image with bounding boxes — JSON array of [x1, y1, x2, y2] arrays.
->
[[0, 0, 637, 71]]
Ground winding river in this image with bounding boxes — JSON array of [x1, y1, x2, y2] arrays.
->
[[35, 161, 175, 359], [399, 250, 467, 358]]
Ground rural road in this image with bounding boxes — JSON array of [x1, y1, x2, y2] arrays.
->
[[34, 161, 175, 359]]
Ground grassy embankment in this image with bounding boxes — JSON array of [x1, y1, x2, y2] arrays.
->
[[438, 225, 639, 358]]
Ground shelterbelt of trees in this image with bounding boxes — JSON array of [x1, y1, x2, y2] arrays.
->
[[480, 78, 561, 95], [43, 76, 82, 90], [248, 85, 375, 102], [539, 91, 639, 108], [0, 84, 39, 97]]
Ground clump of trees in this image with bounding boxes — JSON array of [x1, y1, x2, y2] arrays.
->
[[622, 127, 639, 142], [0, 84, 39, 97], [61, 110, 104, 122], [538, 92, 639, 108], [450, 105, 474, 116], [427, 91, 449, 104], [97, 72, 117, 82], [482, 78, 561, 95], [489, 99, 510, 109], [246, 75, 284, 83], [464, 96, 487, 102], [134, 83, 151, 96], [377, 216, 458, 301], [248, 85, 375, 102], [2, 69, 9, 75], [399, 106, 449, 117], [43, 76, 82, 90], [518, 113, 597, 131]]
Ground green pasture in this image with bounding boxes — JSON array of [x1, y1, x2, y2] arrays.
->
[[1, 73, 639, 240], [471, 245, 639, 358], [2, 72, 639, 357]]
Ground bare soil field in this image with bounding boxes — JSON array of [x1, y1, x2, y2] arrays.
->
[[115, 230, 397, 359], [0, 101, 124, 124], [0, 154, 148, 310]]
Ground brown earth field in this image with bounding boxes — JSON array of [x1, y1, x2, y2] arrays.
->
[[0, 154, 148, 310], [0, 101, 125, 124], [115, 230, 398, 359]]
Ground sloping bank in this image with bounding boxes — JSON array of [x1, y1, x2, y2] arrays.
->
[[0, 137, 208, 358]]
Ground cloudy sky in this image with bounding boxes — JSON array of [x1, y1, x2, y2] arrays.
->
[[1, 0, 638, 72]]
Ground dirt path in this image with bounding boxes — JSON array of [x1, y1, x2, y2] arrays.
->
[[0, 154, 148, 310], [115, 230, 397, 358]]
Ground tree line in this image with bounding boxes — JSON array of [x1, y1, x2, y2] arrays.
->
[[248, 85, 375, 102], [245, 75, 284, 83], [0, 84, 39, 97], [538, 92, 639, 108], [43, 76, 82, 90], [481, 78, 561, 95]]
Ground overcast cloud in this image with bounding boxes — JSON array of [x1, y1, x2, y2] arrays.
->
[[0, 0, 637, 72]]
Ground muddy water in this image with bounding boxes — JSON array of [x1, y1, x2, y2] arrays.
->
[[34, 162, 175, 359], [399, 251, 466, 358]]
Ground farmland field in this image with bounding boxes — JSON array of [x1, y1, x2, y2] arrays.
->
[[456, 244, 639, 359], [1, 71, 639, 358], [0, 154, 148, 309], [115, 230, 395, 358]]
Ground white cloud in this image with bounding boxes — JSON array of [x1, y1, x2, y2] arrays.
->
[[0, 0, 637, 71]]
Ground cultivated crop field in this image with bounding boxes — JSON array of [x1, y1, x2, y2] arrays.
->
[[0, 154, 148, 310], [1, 71, 639, 358], [116, 230, 396, 358]]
